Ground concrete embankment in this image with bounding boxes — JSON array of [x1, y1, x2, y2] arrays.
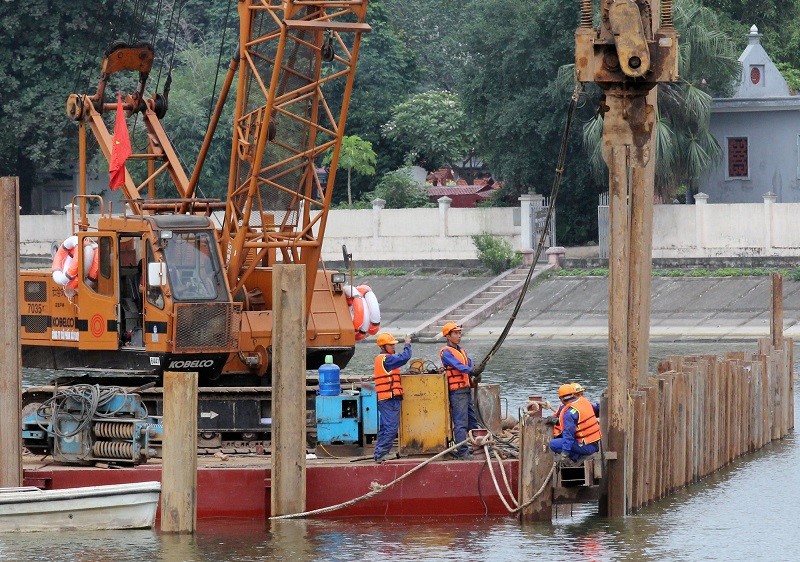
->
[[359, 273, 800, 341]]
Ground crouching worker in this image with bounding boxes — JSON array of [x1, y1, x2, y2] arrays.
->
[[373, 332, 412, 463], [549, 383, 602, 462]]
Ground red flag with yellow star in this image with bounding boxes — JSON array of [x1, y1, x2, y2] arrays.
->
[[109, 92, 131, 190]]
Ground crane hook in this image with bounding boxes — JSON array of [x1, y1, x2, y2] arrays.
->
[[321, 32, 335, 62]]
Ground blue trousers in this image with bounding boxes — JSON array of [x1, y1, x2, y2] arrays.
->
[[549, 437, 600, 462], [468, 389, 478, 431], [375, 397, 401, 459], [450, 388, 474, 456]]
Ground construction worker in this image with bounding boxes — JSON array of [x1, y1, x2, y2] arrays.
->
[[373, 332, 412, 463], [572, 382, 600, 417], [440, 321, 478, 460], [549, 383, 602, 462]]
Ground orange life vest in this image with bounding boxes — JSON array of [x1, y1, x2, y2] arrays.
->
[[373, 354, 404, 401], [65, 243, 99, 288], [553, 403, 566, 437], [567, 397, 602, 445], [439, 345, 470, 391]]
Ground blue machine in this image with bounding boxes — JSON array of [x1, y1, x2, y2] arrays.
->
[[21, 384, 163, 465], [315, 385, 379, 445]]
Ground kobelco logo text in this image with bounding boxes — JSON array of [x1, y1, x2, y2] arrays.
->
[[168, 359, 215, 369]]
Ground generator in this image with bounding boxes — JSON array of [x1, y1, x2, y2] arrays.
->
[[22, 384, 163, 465], [315, 385, 377, 445]]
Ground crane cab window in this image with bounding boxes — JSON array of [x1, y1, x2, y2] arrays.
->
[[161, 231, 224, 301]]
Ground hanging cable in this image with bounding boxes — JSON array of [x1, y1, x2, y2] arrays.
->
[[207, 0, 234, 132], [473, 81, 584, 381], [470, 81, 584, 432]]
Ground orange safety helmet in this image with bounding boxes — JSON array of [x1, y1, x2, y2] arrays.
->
[[376, 332, 399, 347], [442, 322, 462, 337], [558, 383, 576, 399]]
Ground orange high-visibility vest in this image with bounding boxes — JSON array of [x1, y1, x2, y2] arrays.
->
[[568, 398, 602, 445], [439, 345, 470, 391], [553, 403, 566, 437], [373, 354, 404, 401]]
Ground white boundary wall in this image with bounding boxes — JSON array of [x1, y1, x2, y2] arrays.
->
[[651, 192, 800, 258], [25, 192, 800, 261], [20, 198, 523, 262]]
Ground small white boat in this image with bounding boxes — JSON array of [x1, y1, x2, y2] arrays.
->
[[0, 481, 161, 532]]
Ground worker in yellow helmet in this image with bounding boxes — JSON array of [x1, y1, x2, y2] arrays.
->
[[373, 332, 412, 463], [549, 383, 602, 462], [571, 382, 600, 417]]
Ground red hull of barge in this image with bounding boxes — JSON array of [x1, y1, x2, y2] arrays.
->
[[23, 459, 519, 518]]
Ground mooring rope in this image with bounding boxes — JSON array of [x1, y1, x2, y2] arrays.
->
[[507, 461, 558, 515], [483, 443, 518, 512], [269, 438, 471, 520]]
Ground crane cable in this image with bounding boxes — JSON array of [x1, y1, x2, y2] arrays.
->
[[470, 81, 584, 431], [473, 81, 584, 382]]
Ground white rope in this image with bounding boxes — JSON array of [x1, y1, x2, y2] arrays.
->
[[509, 462, 557, 514], [269, 438, 471, 520], [490, 446, 518, 506], [483, 443, 518, 512]]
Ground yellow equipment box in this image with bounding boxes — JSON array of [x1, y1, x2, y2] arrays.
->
[[399, 373, 450, 454]]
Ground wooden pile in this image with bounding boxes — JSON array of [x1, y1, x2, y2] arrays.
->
[[627, 338, 794, 512]]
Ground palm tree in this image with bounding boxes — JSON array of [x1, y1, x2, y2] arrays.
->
[[581, 0, 740, 202]]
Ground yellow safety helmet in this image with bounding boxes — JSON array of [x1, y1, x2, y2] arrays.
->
[[558, 383, 576, 398], [442, 322, 462, 337], [376, 333, 399, 347], [572, 383, 585, 394]]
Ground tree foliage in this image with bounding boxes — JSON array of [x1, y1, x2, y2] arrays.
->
[[382, 90, 475, 172], [323, 135, 377, 206], [472, 234, 521, 273], [4, 0, 770, 246], [328, 0, 421, 205], [703, 0, 800, 83], [382, 0, 469, 90], [0, 0, 127, 210], [370, 167, 430, 209], [457, 0, 604, 244]]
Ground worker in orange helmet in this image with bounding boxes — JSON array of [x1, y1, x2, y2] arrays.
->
[[549, 383, 602, 462], [373, 332, 412, 463], [439, 321, 478, 460]]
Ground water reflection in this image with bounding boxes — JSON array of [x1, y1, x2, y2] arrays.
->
[[18, 338, 796, 561]]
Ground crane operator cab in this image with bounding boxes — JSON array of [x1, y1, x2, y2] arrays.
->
[[20, 214, 241, 381]]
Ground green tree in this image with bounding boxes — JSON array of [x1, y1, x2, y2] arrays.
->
[[162, 45, 237, 199], [326, 0, 421, 205], [472, 234, 521, 273], [582, 0, 741, 202], [382, 0, 468, 90], [370, 167, 431, 209], [458, 0, 604, 245], [705, 0, 800, 86], [323, 135, 377, 206], [0, 0, 130, 211], [382, 90, 476, 173]]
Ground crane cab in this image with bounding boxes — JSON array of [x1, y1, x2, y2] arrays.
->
[[21, 215, 240, 382]]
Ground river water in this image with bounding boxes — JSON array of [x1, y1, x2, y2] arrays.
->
[[7, 338, 797, 561]]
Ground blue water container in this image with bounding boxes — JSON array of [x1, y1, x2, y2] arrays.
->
[[318, 355, 341, 396]]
